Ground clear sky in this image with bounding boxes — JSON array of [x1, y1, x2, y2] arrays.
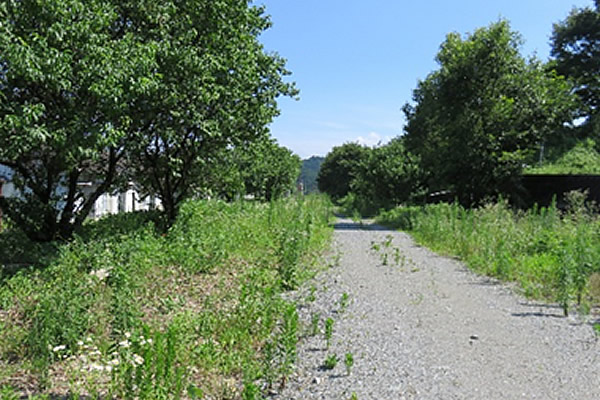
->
[[255, 0, 595, 159]]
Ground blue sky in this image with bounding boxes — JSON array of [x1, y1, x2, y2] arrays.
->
[[255, 0, 595, 159]]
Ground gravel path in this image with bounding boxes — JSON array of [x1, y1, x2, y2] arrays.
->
[[274, 218, 600, 399]]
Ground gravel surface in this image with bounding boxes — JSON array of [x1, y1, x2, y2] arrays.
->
[[273, 218, 600, 400]]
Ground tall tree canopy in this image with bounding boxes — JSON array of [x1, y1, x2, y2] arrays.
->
[[317, 142, 369, 201], [194, 137, 301, 202], [121, 0, 297, 223], [351, 138, 422, 213], [551, 0, 600, 135], [403, 21, 576, 206], [0, 0, 139, 241], [237, 138, 301, 201], [0, 0, 295, 240]]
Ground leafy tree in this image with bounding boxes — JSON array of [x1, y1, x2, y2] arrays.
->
[[118, 0, 297, 224], [403, 21, 577, 206], [0, 0, 147, 241], [239, 138, 301, 201], [551, 1, 600, 134], [200, 137, 301, 202], [0, 0, 296, 240], [351, 138, 422, 213], [298, 156, 325, 194], [317, 143, 370, 201], [193, 147, 246, 202]]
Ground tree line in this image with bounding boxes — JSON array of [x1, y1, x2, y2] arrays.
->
[[319, 3, 600, 214], [0, 0, 300, 242]]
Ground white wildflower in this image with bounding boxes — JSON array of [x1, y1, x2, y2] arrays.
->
[[52, 344, 66, 352], [119, 340, 130, 348], [89, 363, 105, 372], [109, 359, 120, 366], [133, 354, 144, 366], [90, 268, 111, 281], [124, 332, 131, 339]]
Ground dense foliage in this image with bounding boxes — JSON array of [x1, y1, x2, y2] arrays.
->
[[551, 0, 600, 136], [121, 0, 297, 224], [403, 21, 576, 206], [0, 0, 135, 241], [351, 138, 422, 214], [0, 196, 333, 398], [335, 138, 422, 216], [200, 137, 301, 202], [237, 138, 302, 201], [0, 0, 296, 240], [526, 138, 600, 174], [321, 19, 585, 215], [317, 143, 369, 201]]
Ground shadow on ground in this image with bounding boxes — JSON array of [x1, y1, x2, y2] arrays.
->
[[333, 221, 393, 232], [511, 302, 567, 319]]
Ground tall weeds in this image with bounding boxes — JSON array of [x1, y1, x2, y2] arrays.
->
[[377, 194, 600, 315], [0, 195, 332, 398]]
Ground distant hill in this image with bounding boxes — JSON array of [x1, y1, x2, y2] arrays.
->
[[298, 156, 324, 194]]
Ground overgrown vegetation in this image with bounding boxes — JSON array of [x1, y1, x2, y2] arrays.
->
[[525, 138, 600, 175], [377, 193, 600, 316], [0, 195, 333, 398]]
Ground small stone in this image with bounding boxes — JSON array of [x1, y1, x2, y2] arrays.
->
[[470, 335, 479, 341], [312, 377, 321, 385]]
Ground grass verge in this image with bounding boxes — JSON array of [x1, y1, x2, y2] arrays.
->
[[0, 195, 333, 399], [376, 194, 600, 316]]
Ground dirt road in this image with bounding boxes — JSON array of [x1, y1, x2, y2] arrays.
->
[[275, 218, 600, 399]]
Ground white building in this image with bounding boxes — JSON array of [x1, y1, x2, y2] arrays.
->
[[0, 166, 161, 221], [89, 188, 161, 219]]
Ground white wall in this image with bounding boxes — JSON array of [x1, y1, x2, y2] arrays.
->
[[90, 190, 161, 219], [0, 176, 161, 220]]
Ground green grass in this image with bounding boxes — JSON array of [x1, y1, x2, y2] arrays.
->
[[0, 195, 333, 398], [344, 352, 354, 375], [376, 195, 600, 316], [322, 353, 338, 370]]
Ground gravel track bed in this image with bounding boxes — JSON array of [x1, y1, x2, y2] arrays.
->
[[273, 218, 600, 399]]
